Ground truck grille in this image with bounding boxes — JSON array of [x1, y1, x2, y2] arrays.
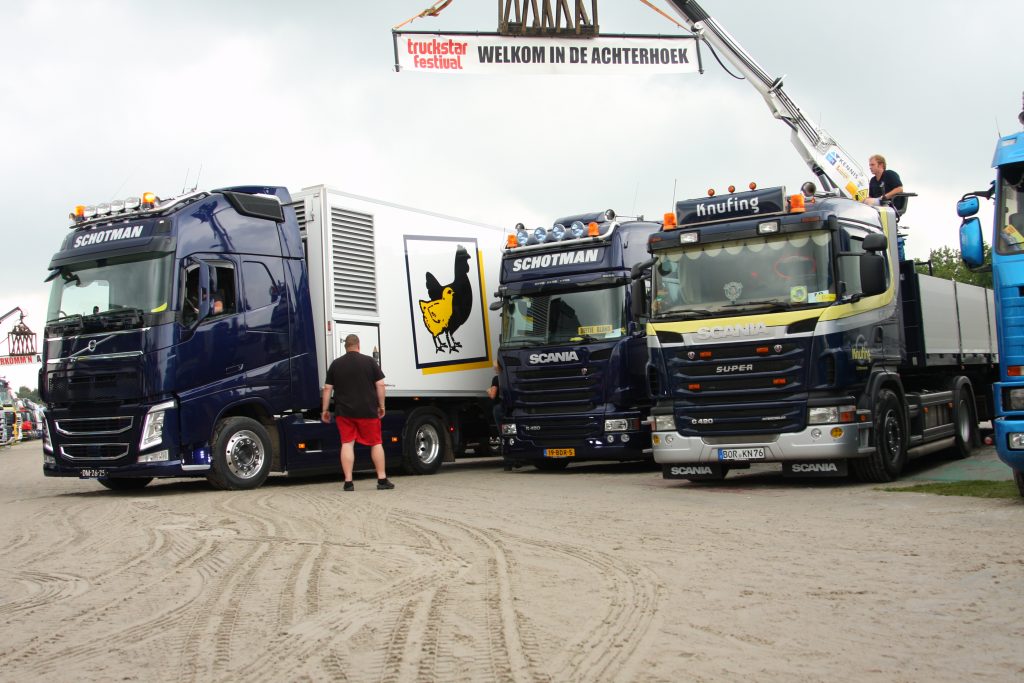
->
[[59, 443, 131, 461], [517, 416, 602, 441], [55, 416, 133, 436], [667, 340, 808, 436], [48, 370, 142, 403], [511, 364, 601, 414]]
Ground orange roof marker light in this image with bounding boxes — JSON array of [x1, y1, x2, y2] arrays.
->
[[506, 234, 518, 248], [663, 212, 678, 230], [789, 193, 806, 213], [707, 188, 716, 197], [142, 192, 158, 209], [587, 221, 600, 237], [728, 185, 736, 193], [749, 182, 757, 190]]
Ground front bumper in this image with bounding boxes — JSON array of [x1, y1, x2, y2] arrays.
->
[[652, 421, 867, 465]]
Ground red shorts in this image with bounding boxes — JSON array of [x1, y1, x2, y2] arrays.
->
[[335, 416, 382, 446]]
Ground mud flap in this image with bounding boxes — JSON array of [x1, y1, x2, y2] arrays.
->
[[782, 460, 848, 477], [663, 464, 727, 480]]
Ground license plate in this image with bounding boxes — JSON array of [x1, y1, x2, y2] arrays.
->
[[544, 448, 575, 458], [79, 469, 108, 479], [718, 447, 766, 461]]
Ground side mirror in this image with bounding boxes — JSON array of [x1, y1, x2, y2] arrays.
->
[[862, 233, 888, 253], [489, 299, 503, 311], [631, 257, 654, 280], [957, 196, 980, 218], [860, 253, 887, 297], [630, 278, 646, 319], [959, 217, 985, 268]]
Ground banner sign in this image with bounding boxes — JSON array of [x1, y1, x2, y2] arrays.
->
[[394, 32, 700, 75]]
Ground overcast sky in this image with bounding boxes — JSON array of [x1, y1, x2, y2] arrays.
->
[[1, 0, 1020, 391]]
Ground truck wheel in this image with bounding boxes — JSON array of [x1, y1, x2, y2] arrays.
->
[[207, 417, 273, 490], [534, 459, 570, 472], [853, 389, 907, 483], [99, 477, 153, 491], [1015, 470, 1024, 497], [947, 383, 976, 460], [401, 409, 448, 475]]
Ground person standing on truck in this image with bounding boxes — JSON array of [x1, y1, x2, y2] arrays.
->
[[864, 154, 904, 206], [321, 334, 395, 491]]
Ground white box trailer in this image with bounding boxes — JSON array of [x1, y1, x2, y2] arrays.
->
[[290, 185, 505, 471]]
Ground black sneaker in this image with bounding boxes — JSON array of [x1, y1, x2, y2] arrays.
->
[[343, 481, 354, 492], [376, 478, 395, 490]]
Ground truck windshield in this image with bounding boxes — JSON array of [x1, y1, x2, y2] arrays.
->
[[996, 162, 1024, 255], [653, 230, 834, 316], [502, 285, 626, 345], [46, 253, 173, 333]]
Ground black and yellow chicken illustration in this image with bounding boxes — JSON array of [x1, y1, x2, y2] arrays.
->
[[421, 245, 473, 353]]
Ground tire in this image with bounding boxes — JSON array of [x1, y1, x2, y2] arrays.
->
[[98, 477, 153, 491], [401, 409, 449, 475], [534, 458, 570, 472], [1015, 469, 1024, 498], [206, 417, 273, 490], [947, 383, 976, 460], [853, 389, 907, 483]]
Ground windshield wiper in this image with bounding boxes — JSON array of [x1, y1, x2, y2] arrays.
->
[[652, 308, 716, 320], [717, 300, 790, 313]]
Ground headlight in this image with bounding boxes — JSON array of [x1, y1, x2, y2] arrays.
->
[[532, 227, 548, 244], [501, 423, 517, 436], [1008, 433, 1024, 450], [569, 221, 585, 239], [139, 400, 175, 451], [1004, 388, 1024, 411], [605, 419, 629, 432], [515, 227, 530, 245], [551, 223, 566, 241], [42, 420, 53, 454], [807, 404, 856, 424], [654, 415, 675, 431]]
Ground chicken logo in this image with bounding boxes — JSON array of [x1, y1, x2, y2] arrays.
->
[[419, 246, 473, 354]]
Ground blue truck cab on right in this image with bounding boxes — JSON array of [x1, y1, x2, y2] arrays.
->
[[960, 100, 1024, 496]]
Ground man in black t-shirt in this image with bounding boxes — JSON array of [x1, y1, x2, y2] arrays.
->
[[321, 334, 394, 491], [865, 154, 904, 206]]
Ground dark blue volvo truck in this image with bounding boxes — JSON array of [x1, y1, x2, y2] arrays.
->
[[493, 211, 660, 470], [41, 185, 502, 490]]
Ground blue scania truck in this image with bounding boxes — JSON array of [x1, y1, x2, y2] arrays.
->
[[959, 96, 1024, 496], [41, 185, 502, 490], [492, 212, 660, 470]]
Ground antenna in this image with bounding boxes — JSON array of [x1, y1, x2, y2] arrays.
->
[[996, 116, 1002, 139], [181, 167, 191, 194], [192, 163, 203, 192], [672, 178, 678, 206]]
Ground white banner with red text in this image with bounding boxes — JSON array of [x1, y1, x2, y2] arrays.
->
[[394, 32, 700, 75]]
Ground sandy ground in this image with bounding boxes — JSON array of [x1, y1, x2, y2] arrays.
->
[[1, 439, 1023, 683]]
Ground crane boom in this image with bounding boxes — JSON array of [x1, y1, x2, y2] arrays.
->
[[664, 0, 870, 200]]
